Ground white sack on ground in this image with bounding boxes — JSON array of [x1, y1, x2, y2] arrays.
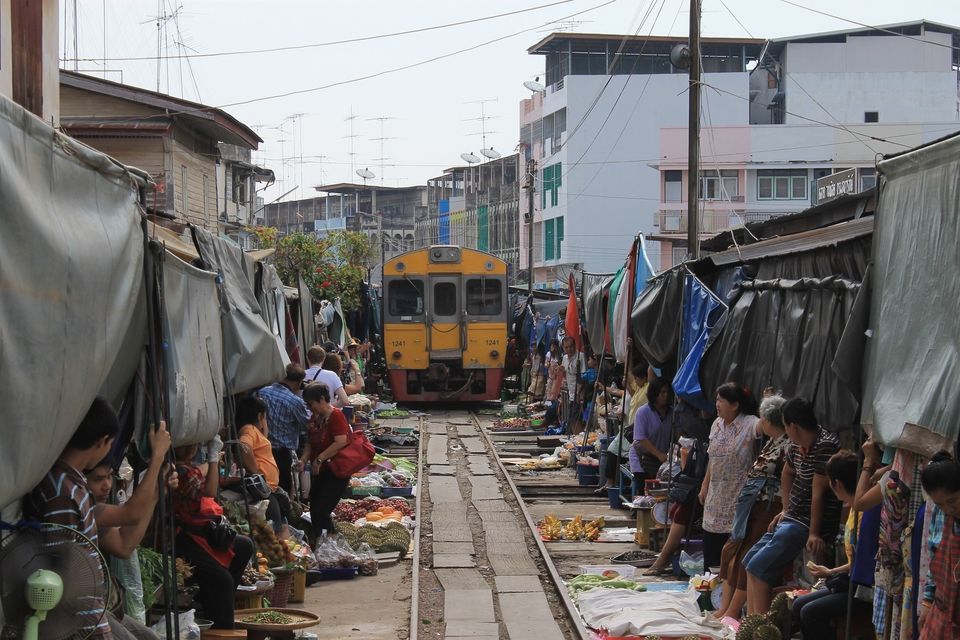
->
[[576, 588, 732, 639], [160, 249, 224, 446], [0, 95, 145, 509]]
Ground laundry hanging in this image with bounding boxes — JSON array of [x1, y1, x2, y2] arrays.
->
[[674, 274, 725, 412]]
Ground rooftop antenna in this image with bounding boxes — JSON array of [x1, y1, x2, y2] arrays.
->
[[356, 168, 376, 186], [344, 106, 361, 182], [464, 99, 499, 152], [460, 153, 482, 165], [368, 116, 397, 187], [480, 148, 502, 160], [523, 76, 546, 93]]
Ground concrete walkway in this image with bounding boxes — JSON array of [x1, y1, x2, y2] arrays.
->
[[420, 414, 566, 640]]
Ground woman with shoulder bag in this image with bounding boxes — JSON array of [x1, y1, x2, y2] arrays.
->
[[172, 440, 254, 629], [300, 383, 351, 537]]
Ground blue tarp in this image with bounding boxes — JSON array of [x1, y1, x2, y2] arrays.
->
[[635, 234, 656, 297], [438, 212, 450, 244], [674, 274, 725, 412]]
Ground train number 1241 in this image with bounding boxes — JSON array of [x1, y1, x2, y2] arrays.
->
[[485, 339, 500, 346], [391, 340, 406, 347]]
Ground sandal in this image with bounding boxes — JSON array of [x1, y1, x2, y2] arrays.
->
[[593, 486, 611, 495]]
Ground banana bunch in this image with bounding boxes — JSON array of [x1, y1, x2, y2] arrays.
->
[[539, 515, 563, 541], [562, 515, 585, 540], [584, 516, 605, 541]]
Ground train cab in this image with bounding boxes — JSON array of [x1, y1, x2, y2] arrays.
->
[[382, 245, 507, 401]]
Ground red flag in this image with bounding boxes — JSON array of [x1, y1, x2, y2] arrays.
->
[[565, 273, 581, 350]]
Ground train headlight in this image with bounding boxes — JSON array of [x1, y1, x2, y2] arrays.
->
[[392, 351, 402, 360], [490, 350, 499, 358]]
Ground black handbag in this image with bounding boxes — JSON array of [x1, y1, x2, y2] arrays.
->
[[201, 517, 237, 550], [668, 474, 701, 504]]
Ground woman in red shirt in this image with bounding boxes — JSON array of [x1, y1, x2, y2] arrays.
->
[[300, 383, 351, 536]]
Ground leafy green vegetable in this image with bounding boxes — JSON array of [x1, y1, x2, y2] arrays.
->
[[137, 547, 164, 610]]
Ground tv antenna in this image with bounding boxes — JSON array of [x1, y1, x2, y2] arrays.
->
[[523, 77, 546, 93], [464, 99, 499, 152], [356, 168, 376, 186], [344, 106, 361, 181], [460, 153, 482, 165], [368, 116, 397, 186]]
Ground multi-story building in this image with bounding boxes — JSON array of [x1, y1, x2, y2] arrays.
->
[[59, 71, 264, 236], [651, 21, 960, 268], [520, 22, 960, 284], [217, 143, 274, 248], [417, 153, 521, 269], [519, 32, 764, 286], [261, 183, 427, 279]]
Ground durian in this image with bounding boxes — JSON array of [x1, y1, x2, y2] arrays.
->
[[736, 614, 766, 640], [753, 623, 782, 640]]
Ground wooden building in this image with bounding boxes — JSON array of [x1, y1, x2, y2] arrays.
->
[[59, 71, 263, 232]]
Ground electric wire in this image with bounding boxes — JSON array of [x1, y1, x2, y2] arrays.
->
[[777, 1, 960, 52], [60, 0, 587, 62]]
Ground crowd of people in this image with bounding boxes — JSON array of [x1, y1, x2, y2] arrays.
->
[[19, 338, 373, 637], [524, 333, 960, 638]]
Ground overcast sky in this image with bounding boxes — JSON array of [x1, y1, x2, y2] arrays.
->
[[64, 0, 958, 203]]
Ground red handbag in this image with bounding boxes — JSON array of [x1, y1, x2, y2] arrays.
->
[[327, 425, 376, 479]]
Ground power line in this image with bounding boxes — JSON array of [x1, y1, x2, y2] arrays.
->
[[60, 0, 586, 62], [777, 1, 960, 52]]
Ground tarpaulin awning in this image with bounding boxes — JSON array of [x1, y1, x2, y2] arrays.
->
[[191, 227, 288, 394], [0, 96, 146, 509], [674, 274, 725, 412], [582, 272, 615, 354], [700, 276, 862, 430], [631, 268, 684, 372], [861, 132, 960, 453], [158, 247, 224, 446]]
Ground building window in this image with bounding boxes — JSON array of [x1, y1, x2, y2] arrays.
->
[[541, 162, 562, 208], [700, 169, 738, 200], [543, 216, 564, 261], [757, 169, 808, 200], [864, 111, 879, 123], [860, 167, 877, 191], [664, 170, 682, 202]]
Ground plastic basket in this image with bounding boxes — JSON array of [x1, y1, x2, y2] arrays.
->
[[382, 486, 414, 498], [351, 486, 382, 497]]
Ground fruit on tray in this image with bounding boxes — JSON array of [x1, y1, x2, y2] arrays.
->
[[537, 515, 605, 542]]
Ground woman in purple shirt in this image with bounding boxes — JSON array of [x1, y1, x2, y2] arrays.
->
[[630, 377, 674, 491]]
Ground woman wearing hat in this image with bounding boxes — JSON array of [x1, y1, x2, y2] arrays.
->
[[344, 339, 366, 395]]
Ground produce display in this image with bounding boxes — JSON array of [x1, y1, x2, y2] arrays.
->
[[376, 409, 410, 418], [334, 497, 414, 523], [566, 573, 648, 596], [240, 565, 273, 586], [242, 611, 294, 625], [138, 548, 197, 610], [251, 521, 295, 567], [491, 416, 532, 431], [538, 515, 605, 542], [335, 520, 411, 557], [734, 593, 789, 640]]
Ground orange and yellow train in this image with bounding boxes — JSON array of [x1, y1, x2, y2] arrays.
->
[[382, 246, 507, 402]]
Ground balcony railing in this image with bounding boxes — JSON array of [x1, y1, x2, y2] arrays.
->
[[657, 210, 783, 234]]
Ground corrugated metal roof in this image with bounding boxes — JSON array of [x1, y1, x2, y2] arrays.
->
[[706, 217, 874, 266]]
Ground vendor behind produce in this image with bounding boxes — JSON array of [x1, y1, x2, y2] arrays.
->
[[258, 363, 310, 495], [236, 396, 287, 533], [300, 383, 351, 537], [172, 440, 254, 629]]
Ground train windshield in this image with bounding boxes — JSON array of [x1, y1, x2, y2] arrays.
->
[[465, 278, 502, 316], [388, 279, 424, 315], [433, 282, 458, 316]]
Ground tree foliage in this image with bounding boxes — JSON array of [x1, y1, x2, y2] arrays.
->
[[247, 227, 375, 311]]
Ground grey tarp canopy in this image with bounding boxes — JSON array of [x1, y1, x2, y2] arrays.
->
[[582, 273, 615, 354], [861, 133, 960, 454], [191, 227, 287, 394], [258, 262, 289, 364], [158, 247, 225, 446], [0, 96, 147, 509], [631, 268, 684, 372]]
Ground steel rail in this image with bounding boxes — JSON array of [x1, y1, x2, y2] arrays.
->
[[408, 415, 426, 640]]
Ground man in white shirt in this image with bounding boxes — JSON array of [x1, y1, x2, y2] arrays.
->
[[304, 346, 349, 408]]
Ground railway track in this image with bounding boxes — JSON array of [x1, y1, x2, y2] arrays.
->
[[411, 408, 642, 639]]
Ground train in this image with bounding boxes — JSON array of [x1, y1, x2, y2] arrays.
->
[[382, 245, 507, 402]]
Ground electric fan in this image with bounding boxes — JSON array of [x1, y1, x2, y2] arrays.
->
[[0, 523, 111, 640]]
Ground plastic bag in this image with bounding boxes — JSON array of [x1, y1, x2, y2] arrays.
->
[[313, 534, 358, 569], [110, 551, 146, 624], [354, 542, 379, 576], [151, 608, 200, 640], [679, 550, 705, 577]]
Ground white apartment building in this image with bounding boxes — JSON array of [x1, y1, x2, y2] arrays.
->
[[520, 21, 960, 283]]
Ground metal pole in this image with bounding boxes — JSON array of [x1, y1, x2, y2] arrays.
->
[[687, 0, 701, 260], [525, 159, 537, 297]]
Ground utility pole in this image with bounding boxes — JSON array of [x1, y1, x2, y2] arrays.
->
[[524, 158, 537, 298], [687, 0, 701, 260]]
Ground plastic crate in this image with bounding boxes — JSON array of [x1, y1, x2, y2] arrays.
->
[[351, 486, 382, 497], [382, 486, 414, 498]]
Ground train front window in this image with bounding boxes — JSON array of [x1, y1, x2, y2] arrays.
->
[[465, 278, 502, 316], [433, 282, 458, 316], [388, 279, 424, 316]]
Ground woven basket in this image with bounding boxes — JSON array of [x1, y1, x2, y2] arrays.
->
[[263, 570, 294, 608]]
